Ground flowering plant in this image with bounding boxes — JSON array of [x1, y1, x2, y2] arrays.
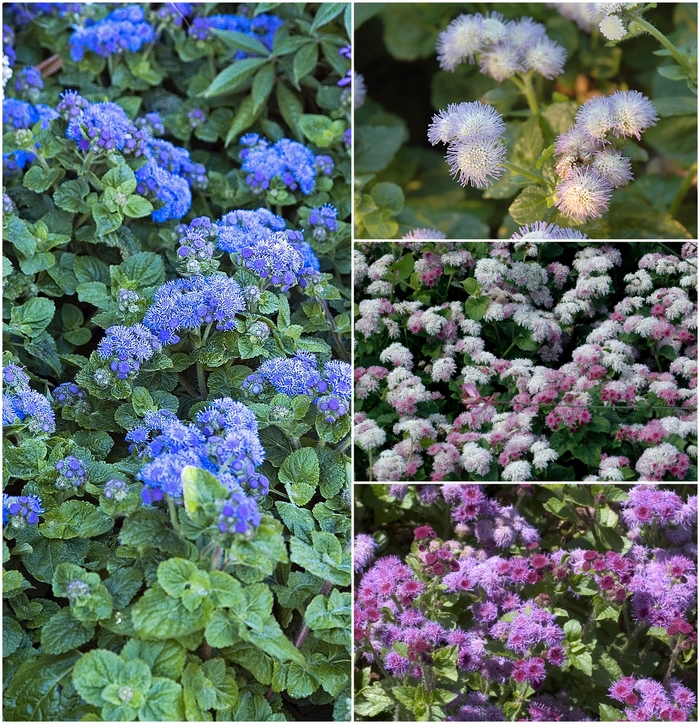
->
[[354, 3, 696, 239], [354, 483, 697, 722], [355, 241, 697, 482], [3, 3, 350, 721]]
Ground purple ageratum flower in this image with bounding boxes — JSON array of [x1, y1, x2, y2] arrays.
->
[[479, 43, 525, 82], [591, 148, 633, 188], [55, 455, 88, 490], [3, 98, 37, 129], [96, 323, 162, 380], [66, 101, 134, 151], [609, 89, 659, 140], [428, 100, 506, 147], [437, 14, 484, 70], [217, 207, 286, 253], [315, 360, 352, 423], [186, 107, 207, 128], [239, 235, 304, 291], [555, 166, 613, 224], [56, 90, 89, 121], [525, 37, 567, 79], [402, 228, 447, 240], [3, 493, 43, 527], [511, 221, 590, 240], [135, 111, 165, 136], [69, 5, 156, 61], [244, 352, 322, 398], [142, 275, 246, 344], [575, 95, 615, 140], [52, 382, 86, 407], [241, 134, 318, 195], [187, 13, 283, 57], [217, 488, 262, 535], [3, 363, 30, 393], [4, 387, 55, 434], [139, 448, 208, 503], [354, 534, 378, 573], [196, 398, 258, 438], [135, 159, 192, 222], [155, 3, 193, 27], [14, 66, 43, 96]]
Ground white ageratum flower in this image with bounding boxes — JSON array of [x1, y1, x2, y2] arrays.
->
[[431, 357, 457, 382], [461, 442, 492, 476], [501, 460, 533, 481], [530, 441, 559, 470], [599, 14, 627, 40]]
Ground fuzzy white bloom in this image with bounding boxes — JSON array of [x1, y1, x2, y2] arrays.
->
[[422, 309, 446, 335], [384, 319, 401, 339], [471, 350, 497, 366], [354, 250, 368, 285], [460, 336, 485, 356], [379, 342, 413, 370], [355, 418, 387, 451], [366, 280, 394, 297], [461, 365, 490, 385], [599, 14, 626, 40], [459, 318, 483, 336], [530, 441, 559, 470], [475, 258, 508, 289], [624, 269, 653, 295], [483, 302, 505, 322], [500, 358, 535, 380], [659, 417, 697, 439], [394, 418, 437, 441], [635, 443, 682, 481], [367, 254, 394, 281], [501, 460, 532, 481], [669, 356, 697, 379], [461, 442, 492, 476], [372, 449, 407, 482], [587, 319, 622, 344], [432, 357, 457, 382], [688, 445, 698, 459], [394, 301, 424, 315]]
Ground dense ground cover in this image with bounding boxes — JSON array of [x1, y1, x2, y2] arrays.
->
[[354, 241, 697, 482], [354, 3, 697, 239], [354, 483, 697, 722], [3, 3, 351, 721]]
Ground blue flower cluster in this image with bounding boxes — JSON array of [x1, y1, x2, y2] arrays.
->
[[96, 323, 162, 380], [177, 226, 218, 276], [142, 275, 246, 345], [127, 398, 268, 535], [308, 204, 339, 241], [2, 493, 43, 527], [59, 95, 205, 221], [54, 455, 88, 490], [69, 6, 156, 61], [188, 13, 283, 58], [52, 381, 87, 407], [3, 98, 57, 130], [4, 24, 16, 66], [216, 208, 287, 253], [13, 66, 42, 101], [103, 478, 129, 501], [240, 133, 333, 196], [239, 235, 304, 292], [2, 362, 55, 434], [153, 3, 192, 28], [5, 3, 80, 26], [244, 353, 352, 423]]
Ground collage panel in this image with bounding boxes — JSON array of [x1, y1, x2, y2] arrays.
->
[[354, 241, 698, 482], [353, 483, 698, 722], [3, 3, 350, 723], [353, 3, 696, 240]]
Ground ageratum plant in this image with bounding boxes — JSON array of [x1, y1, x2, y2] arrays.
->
[[354, 2, 696, 239], [354, 483, 697, 722], [354, 241, 697, 482], [3, 3, 351, 721]]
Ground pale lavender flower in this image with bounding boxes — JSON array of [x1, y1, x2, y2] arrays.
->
[[575, 95, 615, 139], [446, 139, 507, 189], [354, 533, 378, 573], [609, 90, 658, 140], [402, 228, 447, 240], [600, 13, 627, 40], [525, 37, 567, 79], [437, 14, 484, 70], [591, 148, 633, 188], [555, 167, 613, 223], [428, 101, 506, 146], [479, 44, 525, 82]]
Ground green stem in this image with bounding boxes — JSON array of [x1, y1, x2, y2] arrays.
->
[[201, 321, 213, 345], [197, 361, 208, 399], [80, 149, 95, 175], [208, 53, 216, 79], [669, 161, 697, 218], [503, 161, 544, 185], [519, 70, 540, 115], [664, 641, 681, 686], [632, 15, 694, 74], [211, 545, 225, 571], [167, 497, 181, 535]]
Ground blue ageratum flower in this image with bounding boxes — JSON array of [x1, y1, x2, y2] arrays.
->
[[240, 134, 322, 196], [315, 360, 352, 423], [216, 490, 262, 536], [3, 493, 43, 527], [135, 159, 193, 222], [66, 101, 134, 151], [216, 208, 286, 253], [69, 5, 156, 61], [239, 235, 304, 292], [96, 323, 162, 380], [142, 275, 246, 345], [2, 362, 55, 434], [54, 455, 88, 490], [196, 398, 259, 438], [244, 352, 322, 397]]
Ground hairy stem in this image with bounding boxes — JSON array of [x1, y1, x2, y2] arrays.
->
[[669, 161, 697, 218], [519, 70, 540, 115], [632, 15, 694, 76], [503, 161, 544, 185]]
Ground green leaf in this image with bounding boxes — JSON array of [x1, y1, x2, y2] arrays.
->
[[123, 195, 153, 218], [76, 281, 114, 309], [354, 683, 394, 717], [289, 530, 351, 587], [225, 95, 257, 146], [227, 515, 288, 583], [276, 82, 304, 139], [275, 501, 316, 543], [247, 616, 306, 666], [19, 536, 90, 584], [121, 640, 186, 680], [23, 165, 65, 193], [72, 649, 127, 707], [41, 608, 94, 655], [251, 62, 276, 114], [600, 703, 624, 721], [205, 58, 268, 97], [285, 662, 318, 698], [509, 185, 548, 225], [4, 653, 80, 721], [279, 448, 319, 506], [140, 678, 183, 722], [304, 589, 350, 633], [214, 28, 271, 57], [464, 295, 489, 321], [298, 114, 346, 147], [568, 648, 593, 676], [657, 64, 688, 81], [40, 500, 113, 540], [372, 182, 404, 215], [132, 586, 212, 640], [9, 297, 55, 338], [209, 570, 246, 609], [4, 215, 37, 257], [3, 616, 24, 655], [182, 466, 228, 527], [131, 386, 155, 417], [311, 2, 345, 31], [54, 178, 90, 212], [355, 125, 406, 173], [102, 164, 137, 193], [293, 42, 319, 84], [92, 203, 123, 236]]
